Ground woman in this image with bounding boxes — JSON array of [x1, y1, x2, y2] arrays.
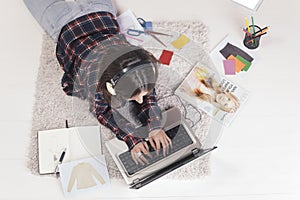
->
[[24, 0, 171, 165]]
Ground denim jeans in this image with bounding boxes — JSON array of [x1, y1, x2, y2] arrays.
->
[[23, 0, 116, 41]]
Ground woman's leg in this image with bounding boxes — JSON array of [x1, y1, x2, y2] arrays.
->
[[23, 0, 116, 41], [23, 0, 72, 40]]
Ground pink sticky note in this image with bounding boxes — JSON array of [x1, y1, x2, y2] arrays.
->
[[223, 59, 236, 75]]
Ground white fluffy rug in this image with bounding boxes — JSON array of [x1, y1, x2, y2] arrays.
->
[[27, 20, 215, 180]]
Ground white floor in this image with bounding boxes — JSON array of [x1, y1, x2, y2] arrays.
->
[[1, 0, 300, 199]]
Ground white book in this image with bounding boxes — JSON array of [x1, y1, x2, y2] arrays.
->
[[231, 0, 264, 11], [38, 126, 102, 175]]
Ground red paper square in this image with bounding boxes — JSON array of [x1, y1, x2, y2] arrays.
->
[[159, 50, 174, 65]]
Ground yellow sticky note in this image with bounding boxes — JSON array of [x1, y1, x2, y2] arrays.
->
[[228, 55, 246, 73], [171, 34, 190, 49]]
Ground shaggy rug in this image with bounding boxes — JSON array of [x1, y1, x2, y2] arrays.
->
[[27, 20, 215, 180]]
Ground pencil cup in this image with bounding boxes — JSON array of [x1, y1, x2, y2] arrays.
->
[[243, 25, 262, 49]]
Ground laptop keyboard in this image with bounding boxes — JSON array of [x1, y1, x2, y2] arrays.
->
[[118, 124, 194, 175]]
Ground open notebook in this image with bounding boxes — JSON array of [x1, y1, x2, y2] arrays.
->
[[38, 125, 102, 175]]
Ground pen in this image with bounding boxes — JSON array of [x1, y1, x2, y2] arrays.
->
[[58, 147, 67, 163], [255, 28, 269, 37], [65, 120, 69, 128], [241, 28, 253, 38], [54, 147, 67, 174]]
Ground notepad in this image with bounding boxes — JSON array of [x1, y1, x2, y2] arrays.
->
[[227, 55, 246, 73], [171, 34, 190, 49], [159, 50, 174, 65]]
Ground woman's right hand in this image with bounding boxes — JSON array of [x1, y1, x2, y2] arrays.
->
[[130, 142, 151, 165]]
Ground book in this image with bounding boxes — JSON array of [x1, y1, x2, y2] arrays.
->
[[38, 125, 102, 175], [59, 155, 110, 197], [231, 0, 264, 11], [175, 63, 249, 126]]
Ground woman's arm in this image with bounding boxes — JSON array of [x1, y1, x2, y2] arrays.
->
[[137, 89, 163, 133], [94, 93, 144, 150]]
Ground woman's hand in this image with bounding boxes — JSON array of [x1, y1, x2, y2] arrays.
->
[[130, 142, 151, 165], [148, 129, 172, 156]]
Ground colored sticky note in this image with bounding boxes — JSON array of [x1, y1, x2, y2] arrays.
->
[[171, 34, 190, 49], [159, 50, 174, 65], [228, 55, 246, 73], [223, 59, 236, 75], [236, 55, 252, 71]]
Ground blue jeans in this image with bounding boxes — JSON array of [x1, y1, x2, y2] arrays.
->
[[23, 0, 116, 41]]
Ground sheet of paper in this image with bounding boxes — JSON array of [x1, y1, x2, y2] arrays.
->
[[38, 128, 70, 174], [59, 155, 110, 197], [68, 126, 102, 160], [231, 0, 264, 11]]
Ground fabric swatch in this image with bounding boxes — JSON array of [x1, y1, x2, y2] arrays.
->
[[223, 59, 236, 75], [219, 42, 254, 62], [159, 50, 174, 65], [236, 55, 252, 71], [171, 34, 190, 49], [228, 54, 246, 73]]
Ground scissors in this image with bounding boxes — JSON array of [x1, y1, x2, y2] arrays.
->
[[127, 28, 172, 47]]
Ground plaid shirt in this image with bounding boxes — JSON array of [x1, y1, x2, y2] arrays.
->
[[56, 12, 162, 150]]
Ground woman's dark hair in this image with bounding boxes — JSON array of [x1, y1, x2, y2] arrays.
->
[[97, 48, 159, 104]]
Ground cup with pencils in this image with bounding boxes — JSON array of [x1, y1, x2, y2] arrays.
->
[[242, 16, 269, 49]]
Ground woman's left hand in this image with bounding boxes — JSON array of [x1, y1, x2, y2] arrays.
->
[[148, 129, 172, 156]]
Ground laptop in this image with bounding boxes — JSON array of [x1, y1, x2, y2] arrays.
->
[[105, 107, 218, 189]]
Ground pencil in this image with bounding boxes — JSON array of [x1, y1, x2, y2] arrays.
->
[[245, 17, 251, 33], [251, 16, 256, 44], [251, 16, 256, 34], [254, 26, 270, 35], [241, 28, 253, 38], [245, 32, 267, 44]]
